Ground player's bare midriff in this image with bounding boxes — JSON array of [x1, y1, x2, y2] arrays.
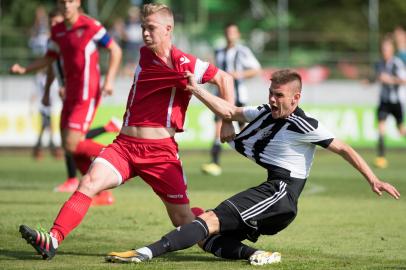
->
[[121, 126, 176, 139]]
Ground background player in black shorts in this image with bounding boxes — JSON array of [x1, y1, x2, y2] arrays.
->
[[374, 36, 406, 168], [201, 23, 261, 176], [106, 69, 400, 266]]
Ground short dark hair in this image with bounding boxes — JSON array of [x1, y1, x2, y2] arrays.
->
[[224, 22, 238, 30], [381, 34, 394, 45], [49, 8, 63, 19], [271, 69, 302, 91]]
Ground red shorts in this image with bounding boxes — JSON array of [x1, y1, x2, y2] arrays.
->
[[60, 96, 101, 133], [95, 134, 189, 204]]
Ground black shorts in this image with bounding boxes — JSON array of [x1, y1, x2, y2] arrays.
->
[[40, 111, 51, 128], [212, 179, 302, 242], [377, 102, 403, 125]]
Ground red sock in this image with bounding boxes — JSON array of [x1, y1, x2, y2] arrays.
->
[[75, 139, 104, 157], [50, 191, 92, 244], [73, 154, 92, 175]]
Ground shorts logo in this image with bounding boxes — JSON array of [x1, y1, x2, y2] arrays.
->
[[249, 220, 257, 226], [167, 194, 184, 199]]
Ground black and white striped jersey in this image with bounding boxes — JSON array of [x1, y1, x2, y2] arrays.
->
[[215, 44, 261, 104], [229, 104, 335, 179], [52, 57, 65, 87], [376, 56, 406, 104]]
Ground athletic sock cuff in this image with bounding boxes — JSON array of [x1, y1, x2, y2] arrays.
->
[[193, 217, 209, 238]]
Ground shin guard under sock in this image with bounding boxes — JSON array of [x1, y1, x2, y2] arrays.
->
[[50, 191, 92, 244], [147, 217, 209, 257]]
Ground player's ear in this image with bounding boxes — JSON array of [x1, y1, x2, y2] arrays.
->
[[293, 91, 301, 104]]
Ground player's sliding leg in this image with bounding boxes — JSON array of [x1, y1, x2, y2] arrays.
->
[[65, 129, 114, 205], [202, 234, 257, 259], [20, 162, 119, 259], [55, 118, 122, 193], [202, 234, 281, 265], [106, 216, 210, 263]]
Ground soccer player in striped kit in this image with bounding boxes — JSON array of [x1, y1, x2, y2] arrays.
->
[[202, 22, 261, 176], [18, 3, 235, 260], [373, 36, 406, 169], [106, 69, 400, 266]]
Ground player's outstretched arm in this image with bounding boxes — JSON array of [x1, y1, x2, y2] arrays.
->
[[207, 69, 236, 142], [327, 138, 400, 199], [102, 40, 122, 96], [10, 55, 54, 75], [185, 72, 246, 123], [42, 65, 55, 106]]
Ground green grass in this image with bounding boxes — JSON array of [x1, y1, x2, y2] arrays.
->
[[0, 149, 405, 270]]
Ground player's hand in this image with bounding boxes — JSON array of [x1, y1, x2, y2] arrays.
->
[[102, 82, 114, 96], [58, 87, 66, 100], [220, 120, 235, 142], [184, 71, 198, 93], [371, 180, 400, 199], [230, 71, 242, 80], [41, 94, 50, 106], [10, 64, 26, 74], [379, 73, 395, 84]]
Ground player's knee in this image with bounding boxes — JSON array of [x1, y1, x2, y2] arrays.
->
[[77, 174, 101, 197], [63, 137, 79, 154], [169, 211, 194, 227], [199, 211, 220, 234]]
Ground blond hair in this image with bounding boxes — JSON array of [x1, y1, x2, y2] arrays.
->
[[141, 3, 174, 27]]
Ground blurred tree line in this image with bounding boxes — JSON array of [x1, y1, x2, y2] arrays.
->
[[1, 0, 406, 75]]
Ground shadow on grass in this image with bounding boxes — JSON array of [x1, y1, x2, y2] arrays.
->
[[0, 249, 103, 261], [162, 252, 220, 262], [0, 200, 60, 206]]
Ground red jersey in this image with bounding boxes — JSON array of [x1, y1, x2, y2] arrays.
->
[[46, 15, 112, 102], [123, 46, 218, 132]]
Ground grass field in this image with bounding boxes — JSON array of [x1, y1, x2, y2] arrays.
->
[[0, 148, 405, 270]]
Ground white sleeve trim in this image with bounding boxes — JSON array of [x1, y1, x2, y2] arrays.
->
[[93, 27, 107, 41], [194, 58, 210, 84]]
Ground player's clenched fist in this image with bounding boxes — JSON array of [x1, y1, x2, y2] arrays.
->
[[10, 64, 26, 74]]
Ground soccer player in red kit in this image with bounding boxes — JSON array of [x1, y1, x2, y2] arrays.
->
[[10, 0, 122, 204], [18, 3, 235, 260]]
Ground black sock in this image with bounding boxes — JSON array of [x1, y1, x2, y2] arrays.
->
[[202, 234, 257, 260], [378, 135, 385, 157], [147, 217, 209, 258], [85, 127, 106, 139], [65, 153, 77, 178], [211, 142, 222, 165]]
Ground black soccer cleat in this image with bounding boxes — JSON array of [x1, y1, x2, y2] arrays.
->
[[19, 224, 57, 260]]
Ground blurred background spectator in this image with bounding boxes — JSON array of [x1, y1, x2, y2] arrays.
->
[[122, 6, 143, 76]]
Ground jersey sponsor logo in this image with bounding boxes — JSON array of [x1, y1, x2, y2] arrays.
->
[[179, 55, 191, 65]]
